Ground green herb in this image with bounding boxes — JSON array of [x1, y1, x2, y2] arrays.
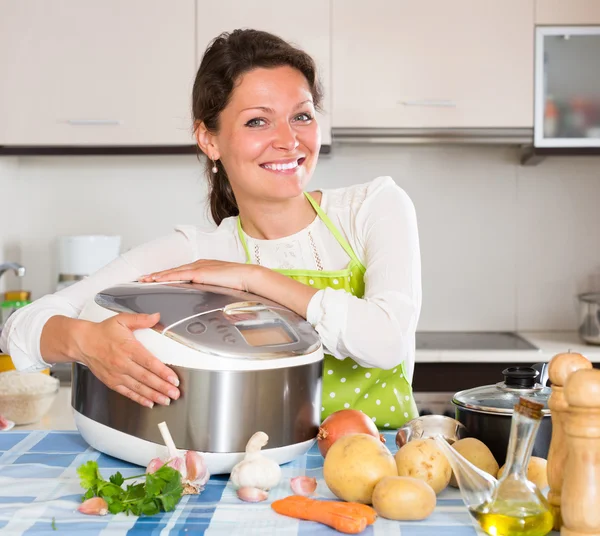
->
[[76, 461, 183, 516], [51, 517, 57, 531]]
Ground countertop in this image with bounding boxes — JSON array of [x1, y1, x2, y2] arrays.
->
[[0, 429, 496, 535], [13, 331, 600, 433], [415, 330, 600, 363]]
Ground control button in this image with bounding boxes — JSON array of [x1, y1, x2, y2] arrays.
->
[[223, 334, 236, 344], [186, 321, 207, 335]]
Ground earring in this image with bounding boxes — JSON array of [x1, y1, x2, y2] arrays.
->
[[211, 159, 218, 174]]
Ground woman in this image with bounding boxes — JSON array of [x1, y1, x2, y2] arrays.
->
[[0, 29, 421, 429]]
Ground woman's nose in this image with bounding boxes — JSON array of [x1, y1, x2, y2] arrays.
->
[[273, 122, 299, 151]]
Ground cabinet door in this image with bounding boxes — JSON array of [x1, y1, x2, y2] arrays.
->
[[332, 0, 534, 129], [536, 0, 600, 24], [196, 0, 331, 145], [0, 1, 195, 146]]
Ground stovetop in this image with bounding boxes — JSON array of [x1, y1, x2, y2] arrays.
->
[[415, 331, 539, 351]]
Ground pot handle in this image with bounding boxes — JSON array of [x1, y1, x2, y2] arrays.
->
[[531, 362, 550, 387]]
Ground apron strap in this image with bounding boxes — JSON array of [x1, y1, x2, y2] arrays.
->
[[304, 192, 366, 273], [237, 217, 252, 263]]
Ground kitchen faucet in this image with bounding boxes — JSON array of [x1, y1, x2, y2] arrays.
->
[[0, 262, 26, 280]]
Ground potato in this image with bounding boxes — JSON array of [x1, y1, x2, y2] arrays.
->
[[394, 438, 452, 494], [323, 433, 397, 504], [372, 476, 436, 520], [498, 456, 548, 489], [449, 438, 499, 487]]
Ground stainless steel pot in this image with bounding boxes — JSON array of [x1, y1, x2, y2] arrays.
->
[[452, 364, 552, 466], [578, 292, 600, 345], [73, 282, 324, 474]]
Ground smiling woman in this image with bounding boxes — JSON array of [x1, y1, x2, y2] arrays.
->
[[191, 29, 323, 229], [0, 29, 422, 430]]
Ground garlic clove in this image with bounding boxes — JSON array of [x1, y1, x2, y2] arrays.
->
[[0, 414, 14, 431], [78, 497, 108, 516], [185, 450, 209, 486], [166, 456, 187, 479], [290, 476, 317, 496], [237, 487, 269, 503], [146, 457, 165, 474]]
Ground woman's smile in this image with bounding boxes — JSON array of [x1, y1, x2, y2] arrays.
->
[[260, 156, 306, 175]]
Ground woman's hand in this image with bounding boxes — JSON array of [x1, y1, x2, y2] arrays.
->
[[139, 260, 261, 292], [140, 260, 319, 319], [77, 312, 180, 408]]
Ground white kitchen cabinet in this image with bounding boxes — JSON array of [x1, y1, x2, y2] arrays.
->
[[536, 0, 600, 25], [0, 1, 196, 146], [196, 1, 332, 146], [332, 0, 535, 129]]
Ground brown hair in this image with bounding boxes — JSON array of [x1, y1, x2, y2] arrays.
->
[[192, 29, 323, 225]]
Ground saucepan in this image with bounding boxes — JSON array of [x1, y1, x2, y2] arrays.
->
[[451, 364, 551, 466], [396, 364, 551, 467]]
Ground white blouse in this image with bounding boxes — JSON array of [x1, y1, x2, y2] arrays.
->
[[0, 176, 422, 382]]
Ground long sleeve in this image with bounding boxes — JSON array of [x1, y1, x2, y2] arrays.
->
[[306, 177, 422, 381], [0, 227, 197, 371]]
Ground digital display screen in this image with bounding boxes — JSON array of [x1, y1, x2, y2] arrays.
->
[[237, 323, 294, 347]]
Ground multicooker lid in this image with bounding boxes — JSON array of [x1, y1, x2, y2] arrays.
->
[[452, 365, 551, 416], [95, 282, 321, 360]]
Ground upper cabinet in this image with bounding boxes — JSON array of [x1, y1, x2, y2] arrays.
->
[[332, 0, 535, 129], [536, 0, 600, 24], [196, 0, 332, 146], [0, 0, 195, 146]]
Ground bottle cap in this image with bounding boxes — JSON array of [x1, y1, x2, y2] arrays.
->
[[515, 397, 544, 420]]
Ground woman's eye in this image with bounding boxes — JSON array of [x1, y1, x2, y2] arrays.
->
[[245, 118, 266, 128], [294, 112, 313, 122]]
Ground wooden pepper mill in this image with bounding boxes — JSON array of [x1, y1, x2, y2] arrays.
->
[[547, 351, 593, 531], [561, 367, 600, 536]]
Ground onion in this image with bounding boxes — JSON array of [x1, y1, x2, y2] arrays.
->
[[317, 409, 385, 458]]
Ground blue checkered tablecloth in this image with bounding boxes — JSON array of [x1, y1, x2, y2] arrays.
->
[[0, 430, 557, 535]]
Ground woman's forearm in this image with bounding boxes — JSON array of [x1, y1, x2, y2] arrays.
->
[[39, 315, 90, 365], [248, 266, 319, 318]]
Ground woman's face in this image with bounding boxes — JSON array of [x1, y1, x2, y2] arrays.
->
[[207, 65, 321, 204]]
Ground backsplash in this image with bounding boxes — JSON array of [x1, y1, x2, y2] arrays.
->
[[1, 145, 599, 332]]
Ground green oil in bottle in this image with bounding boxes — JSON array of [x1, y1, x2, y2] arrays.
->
[[469, 501, 554, 536]]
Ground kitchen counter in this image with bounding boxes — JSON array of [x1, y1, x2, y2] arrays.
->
[[1, 428, 548, 535], [13, 331, 599, 433], [416, 330, 600, 363]]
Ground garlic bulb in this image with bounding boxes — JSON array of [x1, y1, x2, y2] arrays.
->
[[147, 421, 210, 495], [230, 431, 281, 491]]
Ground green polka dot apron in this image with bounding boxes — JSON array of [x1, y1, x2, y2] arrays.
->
[[237, 192, 418, 430]]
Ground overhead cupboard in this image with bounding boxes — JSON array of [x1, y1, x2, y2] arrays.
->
[[0, 0, 599, 154]]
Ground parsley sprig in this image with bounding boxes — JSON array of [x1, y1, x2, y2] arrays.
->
[[77, 460, 183, 516]]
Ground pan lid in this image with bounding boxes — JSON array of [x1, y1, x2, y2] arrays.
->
[[452, 366, 551, 416]]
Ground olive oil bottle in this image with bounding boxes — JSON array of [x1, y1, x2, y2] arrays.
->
[[435, 398, 553, 536], [469, 499, 554, 536]]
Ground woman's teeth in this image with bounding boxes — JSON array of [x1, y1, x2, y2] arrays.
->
[[262, 160, 299, 171]]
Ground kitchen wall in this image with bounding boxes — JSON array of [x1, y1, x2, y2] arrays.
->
[[1, 146, 599, 332]]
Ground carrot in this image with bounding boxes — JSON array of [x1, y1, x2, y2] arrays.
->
[[286, 496, 377, 525], [271, 496, 371, 534], [327, 501, 377, 525]]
